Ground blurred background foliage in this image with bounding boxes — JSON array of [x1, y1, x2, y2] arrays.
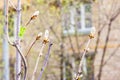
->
[[1, 0, 120, 80]]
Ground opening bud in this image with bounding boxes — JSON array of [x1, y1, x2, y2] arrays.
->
[[31, 11, 40, 20], [89, 27, 96, 39], [43, 30, 49, 44], [36, 32, 42, 40]]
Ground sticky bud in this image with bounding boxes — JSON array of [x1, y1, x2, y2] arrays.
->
[[89, 27, 96, 39], [43, 30, 49, 44], [31, 11, 40, 20], [36, 32, 42, 40]]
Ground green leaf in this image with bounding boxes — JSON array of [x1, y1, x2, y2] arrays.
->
[[19, 26, 26, 38]]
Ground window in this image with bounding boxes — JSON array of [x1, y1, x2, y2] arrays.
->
[[63, 3, 93, 35]]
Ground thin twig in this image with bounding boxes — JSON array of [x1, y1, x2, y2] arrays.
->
[[38, 42, 53, 80], [103, 45, 120, 66], [75, 39, 91, 80], [25, 39, 37, 57], [65, 26, 76, 54], [111, 8, 120, 22], [31, 43, 45, 80], [25, 19, 32, 27], [5, 0, 14, 46], [110, 0, 120, 18], [75, 26, 80, 54], [5, 0, 27, 80], [109, 0, 117, 18], [79, 39, 91, 72], [50, 26, 61, 42], [26, 32, 42, 57], [8, 0, 17, 10], [13, 43, 27, 80], [97, 7, 120, 80], [97, 22, 111, 80]]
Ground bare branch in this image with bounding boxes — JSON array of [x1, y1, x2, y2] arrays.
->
[[31, 30, 50, 80], [96, 2, 120, 80], [38, 42, 53, 80], [110, 0, 120, 18], [5, 0, 27, 80], [25, 32, 42, 57], [50, 26, 61, 42], [74, 26, 80, 54], [110, 8, 120, 22], [103, 45, 120, 66], [31, 43, 45, 80], [25, 39, 37, 57], [75, 39, 91, 80], [13, 43, 27, 80], [4, 0, 14, 46], [75, 27, 95, 80], [109, 0, 117, 18], [65, 25, 76, 54], [98, 6, 120, 76], [8, 0, 17, 10]]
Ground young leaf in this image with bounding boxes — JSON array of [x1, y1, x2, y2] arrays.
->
[[19, 26, 26, 38]]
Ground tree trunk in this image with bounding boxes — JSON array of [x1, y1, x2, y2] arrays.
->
[[15, 0, 21, 80], [3, 0, 10, 80]]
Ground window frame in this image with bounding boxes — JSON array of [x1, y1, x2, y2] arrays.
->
[[63, 3, 93, 36]]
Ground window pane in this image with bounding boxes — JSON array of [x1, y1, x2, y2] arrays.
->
[[76, 7, 81, 29], [85, 4, 92, 28]]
